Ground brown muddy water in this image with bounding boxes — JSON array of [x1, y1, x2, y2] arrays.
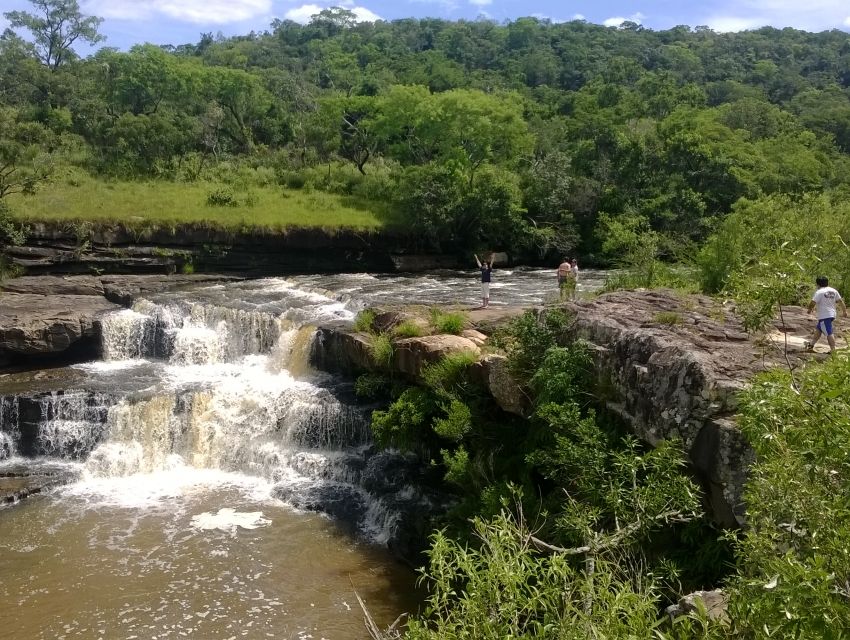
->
[[0, 476, 417, 640]]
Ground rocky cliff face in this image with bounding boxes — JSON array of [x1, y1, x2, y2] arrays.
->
[[311, 291, 823, 529], [564, 289, 822, 527], [6, 222, 470, 276]]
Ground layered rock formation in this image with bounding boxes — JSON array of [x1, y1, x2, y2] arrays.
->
[[0, 274, 236, 369], [6, 222, 476, 276], [564, 289, 821, 527]]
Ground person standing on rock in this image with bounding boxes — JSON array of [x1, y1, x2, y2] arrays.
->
[[570, 258, 580, 300], [805, 276, 847, 353], [475, 253, 492, 309]]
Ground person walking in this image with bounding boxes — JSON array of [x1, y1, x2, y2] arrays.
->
[[474, 253, 492, 308], [805, 276, 847, 353]]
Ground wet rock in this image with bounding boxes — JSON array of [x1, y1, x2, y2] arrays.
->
[[273, 482, 368, 533], [0, 461, 82, 505], [0, 293, 120, 363], [0, 274, 238, 370]]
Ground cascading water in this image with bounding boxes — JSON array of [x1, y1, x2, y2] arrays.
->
[[0, 269, 599, 639]]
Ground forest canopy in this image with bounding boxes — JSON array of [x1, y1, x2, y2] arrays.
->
[[3, 3, 850, 259]]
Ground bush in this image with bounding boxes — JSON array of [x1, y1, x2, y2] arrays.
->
[[206, 186, 237, 207], [421, 351, 480, 399], [369, 333, 394, 369], [432, 399, 472, 442], [354, 373, 392, 400], [653, 311, 684, 325], [370, 387, 435, 451], [431, 309, 467, 335], [727, 355, 850, 636], [498, 309, 572, 380], [353, 308, 376, 333]]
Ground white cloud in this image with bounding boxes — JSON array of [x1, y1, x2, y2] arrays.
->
[[284, 3, 322, 23], [350, 5, 382, 21], [82, 0, 271, 24], [283, 3, 382, 24], [603, 12, 645, 27], [572, 13, 586, 20], [705, 0, 850, 32], [469, 0, 492, 5]]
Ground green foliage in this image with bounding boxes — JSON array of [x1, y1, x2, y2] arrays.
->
[[368, 333, 394, 369], [432, 399, 472, 442], [727, 355, 850, 637], [528, 343, 591, 406], [654, 311, 684, 325], [370, 387, 435, 451], [421, 351, 479, 399], [0, 200, 27, 246], [698, 195, 850, 330], [354, 372, 393, 400], [353, 308, 376, 333], [430, 309, 468, 335], [405, 507, 669, 640], [205, 186, 238, 207], [392, 320, 424, 338], [439, 446, 470, 487], [498, 309, 572, 380], [4, 0, 104, 70]]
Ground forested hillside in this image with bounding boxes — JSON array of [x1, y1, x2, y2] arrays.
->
[[3, 5, 850, 260]]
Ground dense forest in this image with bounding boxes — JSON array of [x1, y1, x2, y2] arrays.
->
[[2, 3, 850, 264]]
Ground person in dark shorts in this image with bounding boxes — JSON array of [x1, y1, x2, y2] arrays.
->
[[474, 253, 492, 308], [805, 276, 847, 353]]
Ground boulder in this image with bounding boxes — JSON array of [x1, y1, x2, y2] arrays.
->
[[665, 590, 729, 623], [393, 334, 480, 378], [0, 293, 120, 362], [476, 354, 529, 416]]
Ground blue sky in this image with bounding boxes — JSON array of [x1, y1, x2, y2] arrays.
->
[[1, 0, 849, 50]]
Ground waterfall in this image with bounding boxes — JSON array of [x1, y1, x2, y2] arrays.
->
[[5, 278, 430, 547], [0, 396, 19, 459]]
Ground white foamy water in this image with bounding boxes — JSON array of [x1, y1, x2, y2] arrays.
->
[[191, 507, 272, 533]]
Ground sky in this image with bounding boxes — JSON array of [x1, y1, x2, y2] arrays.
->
[[0, 0, 849, 51]]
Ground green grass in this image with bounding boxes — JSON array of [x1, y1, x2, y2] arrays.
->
[[431, 308, 468, 335], [8, 178, 395, 231]]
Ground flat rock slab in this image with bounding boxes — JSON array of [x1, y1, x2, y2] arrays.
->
[[0, 293, 120, 356], [0, 274, 240, 368], [0, 461, 81, 505]]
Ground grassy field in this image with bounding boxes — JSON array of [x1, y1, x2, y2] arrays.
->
[[7, 179, 396, 231]]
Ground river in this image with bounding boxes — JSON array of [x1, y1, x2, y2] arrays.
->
[[0, 267, 606, 640]]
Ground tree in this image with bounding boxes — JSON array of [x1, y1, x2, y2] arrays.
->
[[0, 107, 53, 199], [4, 0, 104, 71]]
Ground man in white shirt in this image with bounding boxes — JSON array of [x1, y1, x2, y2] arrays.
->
[[806, 276, 847, 353]]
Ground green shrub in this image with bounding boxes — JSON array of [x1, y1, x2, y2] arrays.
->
[[440, 446, 470, 487], [421, 351, 479, 398], [393, 320, 424, 338], [499, 309, 572, 380], [354, 373, 392, 400], [727, 355, 850, 636], [431, 309, 468, 335], [370, 387, 435, 451], [353, 308, 376, 333], [369, 333, 394, 369], [432, 399, 472, 442], [206, 186, 237, 207]]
